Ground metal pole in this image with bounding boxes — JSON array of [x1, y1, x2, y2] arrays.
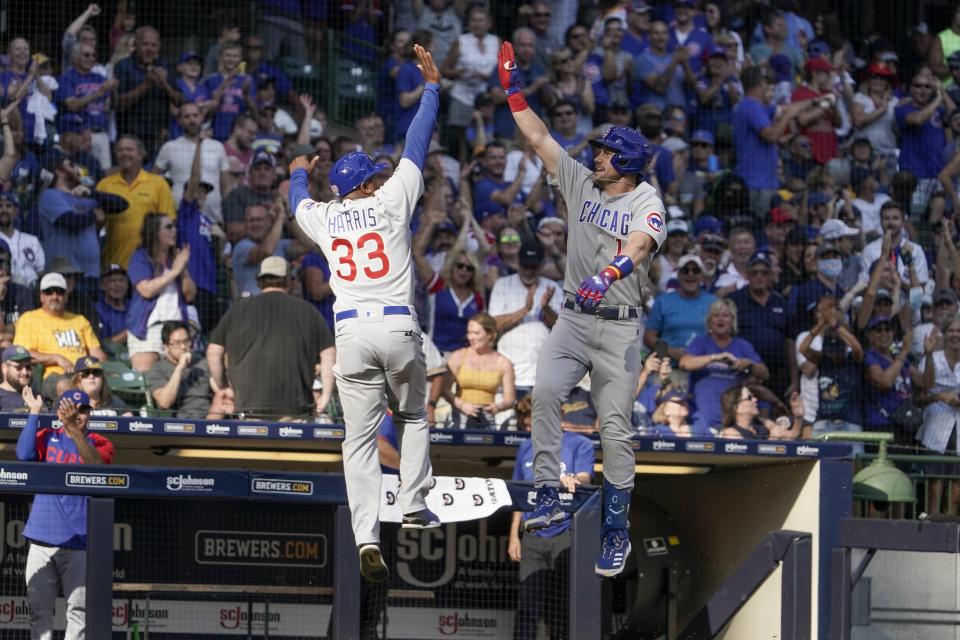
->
[[568, 491, 601, 640], [85, 497, 115, 640], [780, 535, 812, 640], [332, 505, 360, 638], [830, 547, 852, 640]]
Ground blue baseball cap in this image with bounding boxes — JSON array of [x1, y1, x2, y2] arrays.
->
[[0, 192, 20, 210], [59, 114, 86, 133], [807, 41, 831, 58], [178, 51, 201, 65], [747, 250, 773, 267], [690, 129, 715, 146], [328, 151, 389, 198], [706, 45, 726, 59], [58, 388, 92, 410], [808, 191, 831, 207], [693, 215, 723, 236]]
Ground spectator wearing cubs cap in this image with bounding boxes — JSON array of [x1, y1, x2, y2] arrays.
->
[[96, 263, 129, 346], [729, 250, 792, 397]]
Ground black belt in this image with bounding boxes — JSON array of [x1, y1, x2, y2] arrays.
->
[[563, 300, 639, 320]]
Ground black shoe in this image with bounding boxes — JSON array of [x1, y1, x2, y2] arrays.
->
[[402, 508, 441, 529], [358, 544, 389, 583]]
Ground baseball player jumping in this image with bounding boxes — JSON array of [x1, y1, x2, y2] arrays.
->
[[497, 41, 667, 577], [288, 44, 441, 583]]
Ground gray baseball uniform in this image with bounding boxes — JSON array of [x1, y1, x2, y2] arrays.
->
[[532, 152, 666, 491], [295, 159, 433, 546]]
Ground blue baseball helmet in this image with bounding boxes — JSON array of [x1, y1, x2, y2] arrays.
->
[[328, 152, 390, 198], [589, 126, 653, 175]]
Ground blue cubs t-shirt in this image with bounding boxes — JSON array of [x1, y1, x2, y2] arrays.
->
[[895, 102, 946, 179], [686, 333, 762, 430], [733, 96, 778, 190], [57, 68, 110, 131], [202, 73, 254, 141], [864, 349, 912, 429], [177, 198, 216, 294], [395, 61, 425, 142]]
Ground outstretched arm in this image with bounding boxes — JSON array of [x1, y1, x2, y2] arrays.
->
[[498, 42, 564, 176], [400, 44, 441, 171]]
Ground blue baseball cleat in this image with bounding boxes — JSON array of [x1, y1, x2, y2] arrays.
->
[[523, 486, 565, 532], [402, 508, 441, 529], [595, 528, 632, 577]]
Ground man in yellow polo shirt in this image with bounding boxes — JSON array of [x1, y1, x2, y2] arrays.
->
[[14, 272, 109, 399], [96, 135, 176, 268]]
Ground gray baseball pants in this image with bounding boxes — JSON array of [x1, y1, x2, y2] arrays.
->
[[335, 314, 433, 546], [26, 542, 86, 640], [532, 310, 642, 490]]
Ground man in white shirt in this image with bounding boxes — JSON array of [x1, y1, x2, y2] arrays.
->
[[0, 193, 44, 288], [154, 102, 230, 223], [858, 200, 930, 295], [488, 240, 564, 395]]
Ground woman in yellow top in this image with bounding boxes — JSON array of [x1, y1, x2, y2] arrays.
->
[[443, 313, 516, 429]]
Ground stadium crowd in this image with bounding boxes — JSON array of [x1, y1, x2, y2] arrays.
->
[[2, 0, 960, 449]]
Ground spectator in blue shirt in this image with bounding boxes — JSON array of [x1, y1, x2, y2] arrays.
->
[[669, 0, 715, 75], [96, 264, 129, 345], [549, 100, 593, 167], [472, 142, 526, 213], [177, 131, 223, 336], [644, 255, 717, 364], [749, 10, 804, 79], [57, 40, 116, 170], [621, 1, 652, 57], [394, 32, 430, 143], [0, 39, 40, 146], [244, 35, 300, 114], [680, 298, 770, 432], [38, 151, 127, 326], [113, 26, 182, 155], [169, 51, 212, 140], [202, 43, 257, 142], [729, 251, 792, 397], [695, 46, 741, 137], [787, 242, 845, 338], [56, 116, 103, 186], [733, 66, 808, 216], [895, 69, 953, 214], [636, 20, 693, 112]]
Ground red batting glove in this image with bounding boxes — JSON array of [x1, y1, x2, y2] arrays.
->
[[498, 41, 528, 113]]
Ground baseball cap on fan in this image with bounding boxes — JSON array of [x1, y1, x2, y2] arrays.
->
[[58, 388, 92, 411], [258, 256, 289, 278], [518, 240, 545, 267]]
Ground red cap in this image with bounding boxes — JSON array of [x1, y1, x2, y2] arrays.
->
[[866, 62, 896, 78], [769, 207, 796, 224], [804, 57, 834, 73]]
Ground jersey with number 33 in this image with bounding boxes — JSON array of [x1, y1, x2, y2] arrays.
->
[[294, 158, 423, 313], [554, 152, 668, 307]]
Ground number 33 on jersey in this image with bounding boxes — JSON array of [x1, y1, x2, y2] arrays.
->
[[294, 158, 424, 312]]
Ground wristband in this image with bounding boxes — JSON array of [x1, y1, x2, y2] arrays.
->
[[601, 255, 635, 282], [506, 92, 529, 113]]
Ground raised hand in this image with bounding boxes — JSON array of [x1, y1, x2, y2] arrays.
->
[[299, 94, 317, 118], [21, 386, 43, 414], [413, 44, 441, 84], [498, 41, 523, 96], [289, 155, 318, 174], [172, 244, 191, 274]]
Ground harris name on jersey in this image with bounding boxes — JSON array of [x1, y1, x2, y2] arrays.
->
[[325, 205, 379, 235]]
